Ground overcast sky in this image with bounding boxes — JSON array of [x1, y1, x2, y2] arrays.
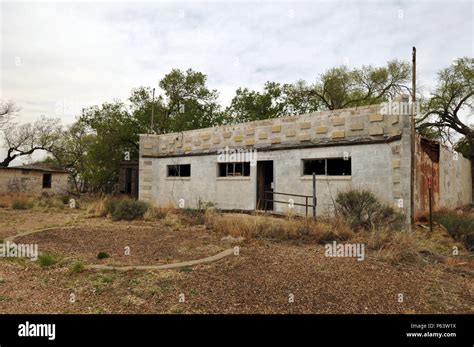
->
[[0, 0, 472, 163]]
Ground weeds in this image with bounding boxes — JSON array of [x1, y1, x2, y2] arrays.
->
[[97, 252, 110, 260], [11, 199, 34, 210], [433, 210, 474, 251], [37, 253, 56, 268], [69, 261, 85, 273], [143, 206, 168, 221], [204, 211, 352, 243]]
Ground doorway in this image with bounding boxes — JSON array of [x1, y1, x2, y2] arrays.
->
[[256, 161, 273, 210], [125, 167, 133, 194]]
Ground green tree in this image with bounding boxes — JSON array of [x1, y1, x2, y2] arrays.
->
[[226, 60, 411, 122], [79, 101, 136, 192], [226, 82, 286, 122], [157, 68, 225, 132], [311, 60, 410, 110], [77, 68, 225, 192], [47, 121, 96, 192]]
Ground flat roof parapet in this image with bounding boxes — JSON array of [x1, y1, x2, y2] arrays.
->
[[139, 103, 408, 158]]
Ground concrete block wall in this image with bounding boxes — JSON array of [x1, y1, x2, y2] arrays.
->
[[439, 146, 472, 208], [140, 154, 255, 210], [139, 104, 403, 159], [140, 139, 410, 216], [139, 103, 414, 217], [260, 143, 400, 216]]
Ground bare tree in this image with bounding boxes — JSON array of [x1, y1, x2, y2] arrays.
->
[[0, 116, 61, 167], [0, 100, 19, 130]]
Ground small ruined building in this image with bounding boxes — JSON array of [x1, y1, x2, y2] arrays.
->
[[0, 163, 69, 195], [137, 100, 472, 221]]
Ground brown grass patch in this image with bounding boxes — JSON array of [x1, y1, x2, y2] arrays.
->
[[204, 211, 354, 243], [0, 193, 67, 211]]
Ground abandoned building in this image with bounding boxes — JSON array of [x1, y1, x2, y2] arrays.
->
[[0, 163, 69, 195], [137, 100, 472, 221]]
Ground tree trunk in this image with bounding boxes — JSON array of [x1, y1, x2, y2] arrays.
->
[[0, 156, 15, 167], [470, 155, 474, 205], [469, 138, 474, 205]]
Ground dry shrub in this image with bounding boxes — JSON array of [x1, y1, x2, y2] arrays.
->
[[433, 210, 474, 251], [350, 228, 448, 264], [106, 199, 149, 221], [86, 197, 110, 217], [377, 231, 421, 264], [204, 211, 254, 237], [34, 195, 66, 210], [143, 206, 168, 221], [207, 211, 464, 265], [163, 213, 182, 230], [1, 193, 71, 211], [85, 195, 133, 217], [335, 189, 405, 231]]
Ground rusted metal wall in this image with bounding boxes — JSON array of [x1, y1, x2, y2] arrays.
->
[[414, 134, 440, 218]]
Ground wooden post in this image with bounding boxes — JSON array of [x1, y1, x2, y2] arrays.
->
[[264, 191, 268, 214], [312, 172, 316, 219], [150, 87, 155, 134], [305, 196, 308, 217]]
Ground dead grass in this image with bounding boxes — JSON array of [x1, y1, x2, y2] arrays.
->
[[0, 193, 29, 208], [348, 224, 467, 264], [203, 210, 469, 265], [143, 205, 172, 221], [204, 210, 354, 243], [85, 197, 110, 217], [0, 206, 472, 314], [0, 193, 67, 211]]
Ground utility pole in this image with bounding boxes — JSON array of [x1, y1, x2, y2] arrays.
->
[[150, 87, 155, 134], [410, 46, 416, 226]]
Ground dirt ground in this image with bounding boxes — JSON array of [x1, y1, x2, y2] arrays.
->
[[15, 224, 226, 266], [0, 209, 473, 314]]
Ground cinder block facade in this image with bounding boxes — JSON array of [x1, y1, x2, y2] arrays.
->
[[138, 102, 472, 221]]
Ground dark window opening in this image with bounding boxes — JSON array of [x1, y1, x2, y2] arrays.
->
[[327, 158, 351, 175], [167, 164, 191, 177], [218, 162, 250, 177], [303, 159, 326, 175], [42, 173, 52, 188], [125, 168, 133, 194], [303, 158, 351, 176]]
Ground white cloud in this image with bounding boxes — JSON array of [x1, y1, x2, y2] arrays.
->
[[0, 0, 472, 163]]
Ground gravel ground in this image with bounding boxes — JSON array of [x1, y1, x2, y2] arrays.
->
[[15, 225, 226, 266], [0, 209, 472, 314]]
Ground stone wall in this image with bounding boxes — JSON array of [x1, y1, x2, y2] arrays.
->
[[0, 169, 69, 196]]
